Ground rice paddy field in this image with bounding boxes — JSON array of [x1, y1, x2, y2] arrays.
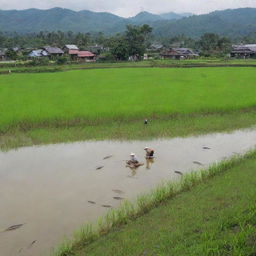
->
[[1, 66, 256, 255], [1, 67, 256, 149]]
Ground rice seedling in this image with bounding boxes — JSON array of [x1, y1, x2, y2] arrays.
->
[[1, 67, 256, 134]]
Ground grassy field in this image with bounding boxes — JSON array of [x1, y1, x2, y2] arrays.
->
[[1, 67, 256, 149], [54, 151, 256, 256], [2, 111, 256, 150], [0, 58, 256, 74]]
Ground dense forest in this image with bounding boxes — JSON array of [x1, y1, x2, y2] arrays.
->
[[0, 29, 254, 50]]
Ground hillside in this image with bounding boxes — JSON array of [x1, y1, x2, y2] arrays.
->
[[128, 11, 191, 24], [0, 8, 186, 34], [0, 7, 255, 38], [0, 8, 124, 33], [153, 8, 256, 38]]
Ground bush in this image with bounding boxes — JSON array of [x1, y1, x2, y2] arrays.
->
[[29, 58, 49, 66], [56, 57, 69, 65], [98, 52, 116, 62]]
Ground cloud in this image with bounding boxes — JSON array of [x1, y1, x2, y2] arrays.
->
[[0, 0, 255, 17]]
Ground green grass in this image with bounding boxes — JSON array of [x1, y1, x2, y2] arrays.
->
[[0, 58, 256, 73], [52, 150, 256, 256], [1, 67, 256, 149], [1, 67, 256, 132], [1, 110, 256, 151]]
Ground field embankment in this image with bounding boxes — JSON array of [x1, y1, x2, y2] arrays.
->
[[1, 67, 256, 150], [55, 150, 256, 256], [0, 59, 256, 74]]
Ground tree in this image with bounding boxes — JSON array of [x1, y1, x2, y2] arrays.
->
[[5, 48, 17, 60], [197, 33, 231, 57], [110, 37, 129, 61], [125, 24, 152, 59]]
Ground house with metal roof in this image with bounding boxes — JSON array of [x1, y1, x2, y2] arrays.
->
[[64, 44, 79, 50], [161, 48, 199, 60], [231, 44, 256, 58], [28, 49, 49, 58], [63, 45, 81, 59], [148, 43, 164, 51], [64, 45, 79, 52], [43, 46, 64, 57]]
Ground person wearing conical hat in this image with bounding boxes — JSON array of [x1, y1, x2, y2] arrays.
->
[[144, 147, 155, 159]]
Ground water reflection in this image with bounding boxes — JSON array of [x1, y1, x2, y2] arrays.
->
[[146, 158, 155, 169]]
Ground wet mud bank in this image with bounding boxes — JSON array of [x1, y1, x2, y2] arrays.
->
[[0, 129, 256, 256]]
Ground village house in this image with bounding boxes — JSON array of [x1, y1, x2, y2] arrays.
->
[[43, 46, 64, 58], [77, 51, 96, 62], [148, 43, 164, 52], [231, 44, 256, 58], [63, 44, 79, 53], [63, 44, 79, 60], [144, 43, 165, 60], [161, 48, 199, 60], [28, 49, 49, 58]]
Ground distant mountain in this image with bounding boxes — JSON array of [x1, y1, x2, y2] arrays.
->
[[0, 8, 191, 34], [160, 12, 192, 20], [0, 7, 255, 39], [153, 8, 256, 38], [0, 8, 124, 33], [129, 11, 193, 23], [129, 11, 164, 23]]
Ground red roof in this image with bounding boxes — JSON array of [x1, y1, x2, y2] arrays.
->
[[78, 51, 95, 57], [69, 49, 79, 55]]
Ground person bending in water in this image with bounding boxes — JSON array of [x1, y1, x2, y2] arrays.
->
[[127, 153, 144, 169], [144, 147, 155, 159], [128, 153, 139, 164]]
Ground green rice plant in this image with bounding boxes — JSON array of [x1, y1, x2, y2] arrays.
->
[[1, 67, 256, 134], [73, 224, 95, 246], [51, 239, 74, 256], [52, 149, 256, 256], [108, 200, 135, 226]]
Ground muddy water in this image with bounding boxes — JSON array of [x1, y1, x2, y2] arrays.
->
[[0, 129, 256, 256]]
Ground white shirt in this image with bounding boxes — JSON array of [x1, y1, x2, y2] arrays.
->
[[130, 155, 138, 162]]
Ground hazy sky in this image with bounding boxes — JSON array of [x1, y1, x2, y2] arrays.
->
[[0, 0, 256, 17]]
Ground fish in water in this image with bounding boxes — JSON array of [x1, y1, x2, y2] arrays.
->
[[27, 240, 37, 249], [3, 223, 24, 232], [113, 197, 124, 200], [102, 205, 112, 208], [103, 155, 113, 160], [174, 171, 183, 176], [96, 166, 104, 170], [193, 161, 204, 166], [112, 189, 125, 194], [88, 201, 96, 204], [203, 146, 211, 150]]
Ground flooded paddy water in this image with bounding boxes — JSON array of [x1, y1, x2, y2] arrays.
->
[[0, 129, 256, 256]]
